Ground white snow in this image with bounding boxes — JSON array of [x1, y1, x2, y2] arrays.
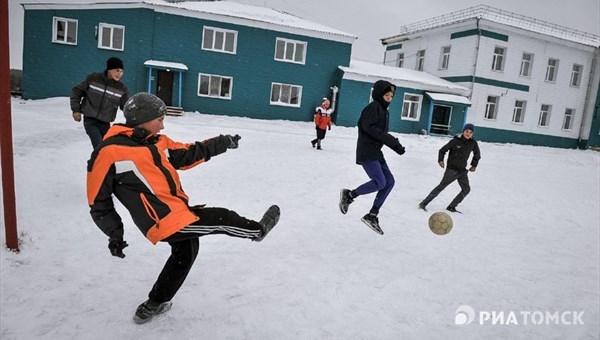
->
[[1, 97, 599, 339], [340, 60, 471, 97], [143, 0, 357, 41], [426, 92, 472, 105], [144, 60, 188, 71]]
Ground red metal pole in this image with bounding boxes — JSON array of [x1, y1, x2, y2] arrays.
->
[[0, 0, 20, 252]]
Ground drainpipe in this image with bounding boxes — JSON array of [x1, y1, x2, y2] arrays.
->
[[578, 49, 599, 145], [330, 85, 339, 112], [472, 18, 481, 89]]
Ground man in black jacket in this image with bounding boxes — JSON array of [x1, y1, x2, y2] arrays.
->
[[339, 80, 405, 235], [71, 57, 129, 148], [419, 123, 481, 212]]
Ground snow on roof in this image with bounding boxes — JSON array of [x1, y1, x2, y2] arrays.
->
[[144, 60, 188, 70], [426, 92, 471, 106], [22, 1, 357, 43], [339, 60, 471, 97], [381, 5, 599, 48], [144, 0, 357, 42]]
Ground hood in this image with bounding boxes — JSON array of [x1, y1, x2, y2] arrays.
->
[[372, 80, 396, 110]]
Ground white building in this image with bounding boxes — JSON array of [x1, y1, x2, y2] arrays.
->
[[381, 5, 600, 148]]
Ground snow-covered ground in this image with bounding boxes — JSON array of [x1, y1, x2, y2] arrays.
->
[[1, 97, 598, 339]]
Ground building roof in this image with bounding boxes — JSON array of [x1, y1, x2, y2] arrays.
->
[[380, 5, 599, 48], [22, 1, 357, 43], [339, 60, 471, 97]]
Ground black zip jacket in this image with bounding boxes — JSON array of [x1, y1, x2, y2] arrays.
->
[[439, 134, 481, 170]]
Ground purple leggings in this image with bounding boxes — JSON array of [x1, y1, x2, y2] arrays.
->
[[354, 160, 395, 213]]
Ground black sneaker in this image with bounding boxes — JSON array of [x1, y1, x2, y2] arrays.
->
[[446, 205, 457, 213], [133, 300, 172, 324], [418, 202, 427, 211], [361, 214, 384, 235], [339, 189, 354, 214], [254, 205, 281, 242]]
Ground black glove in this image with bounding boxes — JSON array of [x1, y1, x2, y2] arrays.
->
[[328, 125, 331, 131], [226, 134, 241, 149], [108, 237, 129, 258], [394, 144, 406, 155]]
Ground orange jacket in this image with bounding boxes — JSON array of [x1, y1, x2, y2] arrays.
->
[[87, 125, 231, 244], [314, 106, 333, 130]]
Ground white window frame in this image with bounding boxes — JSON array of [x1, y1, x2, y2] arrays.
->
[[439, 46, 451, 70], [274, 38, 307, 65], [562, 108, 575, 130], [484, 96, 499, 120], [570, 64, 583, 87], [397, 52, 404, 68], [520, 53, 534, 77], [538, 104, 552, 127], [492, 46, 506, 71], [401, 93, 423, 121], [98, 23, 125, 51], [512, 100, 526, 124], [52, 16, 78, 45], [415, 50, 425, 71], [202, 26, 237, 54], [545, 58, 559, 82], [197, 73, 233, 99], [270, 82, 302, 107]]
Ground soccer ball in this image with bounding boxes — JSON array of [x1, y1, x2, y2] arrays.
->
[[428, 212, 453, 235]]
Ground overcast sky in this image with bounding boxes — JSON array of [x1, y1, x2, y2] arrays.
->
[[8, 0, 600, 69]]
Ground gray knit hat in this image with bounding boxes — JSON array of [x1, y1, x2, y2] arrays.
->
[[123, 93, 167, 127]]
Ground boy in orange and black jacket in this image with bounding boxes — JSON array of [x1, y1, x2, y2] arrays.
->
[[87, 93, 280, 324]]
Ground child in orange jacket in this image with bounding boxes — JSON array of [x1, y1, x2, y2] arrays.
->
[[311, 98, 333, 150]]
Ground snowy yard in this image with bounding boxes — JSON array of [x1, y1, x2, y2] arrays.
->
[[1, 97, 598, 339]]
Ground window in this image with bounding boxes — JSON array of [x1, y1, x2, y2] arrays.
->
[[484, 96, 499, 120], [562, 108, 574, 130], [545, 58, 559, 82], [570, 64, 583, 87], [52, 17, 77, 44], [401, 94, 423, 120], [512, 100, 526, 124], [415, 50, 425, 71], [198, 73, 232, 99], [538, 104, 551, 127], [98, 23, 124, 51], [271, 82, 302, 106], [492, 46, 506, 71], [274, 38, 307, 64], [396, 53, 404, 67], [439, 46, 451, 70], [202, 26, 237, 54], [520, 53, 534, 77]]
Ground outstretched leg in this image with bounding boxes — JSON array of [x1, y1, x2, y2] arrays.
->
[[448, 172, 471, 208]]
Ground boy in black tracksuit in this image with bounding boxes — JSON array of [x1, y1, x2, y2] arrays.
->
[[419, 123, 481, 212]]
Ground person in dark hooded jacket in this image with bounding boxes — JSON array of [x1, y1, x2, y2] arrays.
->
[[338, 80, 405, 235], [419, 123, 481, 212]]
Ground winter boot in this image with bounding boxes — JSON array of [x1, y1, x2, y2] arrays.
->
[[254, 205, 281, 242], [361, 213, 384, 235], [311, 139, 317, 148], [418, 201, 428, 211], [339, 189, 354, 214], [446, 205, 457, 213], [133, 299, 173, 324]]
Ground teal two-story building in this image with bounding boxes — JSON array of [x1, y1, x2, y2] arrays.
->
[[21, 0, 472, 138]]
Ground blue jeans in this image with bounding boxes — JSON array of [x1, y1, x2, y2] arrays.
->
[[354, 160, 395, 214], [83, 117, 110, 149]]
